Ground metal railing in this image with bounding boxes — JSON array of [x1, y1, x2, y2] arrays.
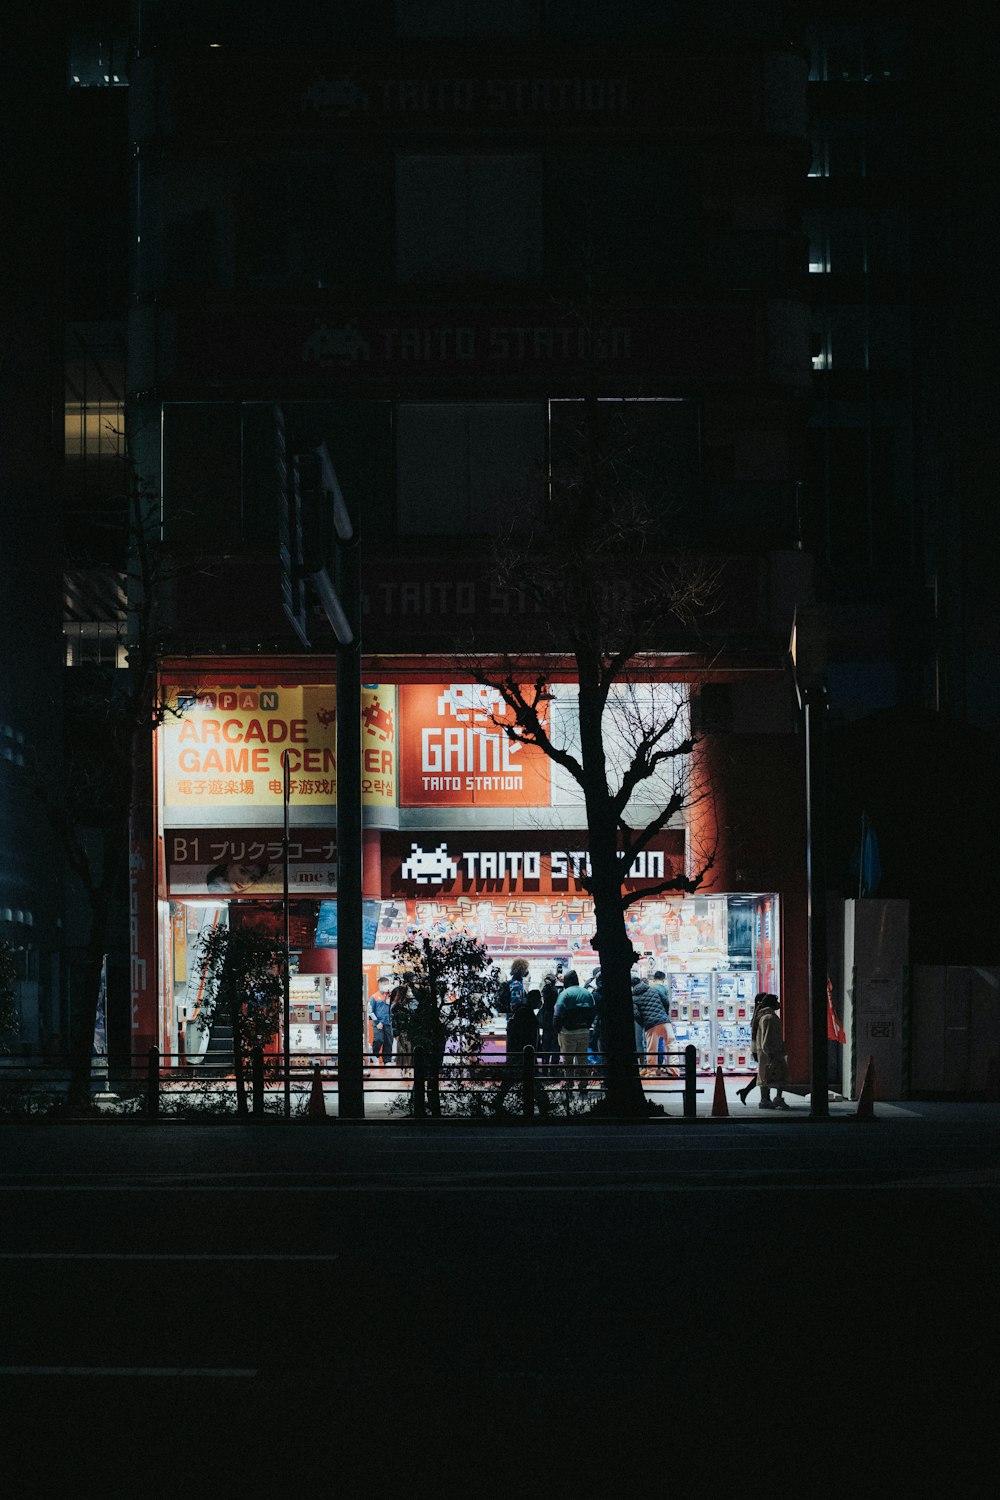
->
[[407, 1043, 703, 1121], [0, 1043, 709, 1120]]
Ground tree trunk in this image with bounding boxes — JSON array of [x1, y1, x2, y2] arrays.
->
[[230, 988, 248, 1117], [593, 901, 647, 1117], [66, 938, 106, 1113], [577, 670, 648, 1119], [427, 1027, 443, 1117]]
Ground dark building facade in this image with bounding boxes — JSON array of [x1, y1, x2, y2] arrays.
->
[[1, 12, 70, 1051], [125, 1, 815, 1092], [6, 2, 995, 1090]]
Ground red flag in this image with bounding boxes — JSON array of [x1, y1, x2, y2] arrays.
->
[[827, 977, 846, 1044]]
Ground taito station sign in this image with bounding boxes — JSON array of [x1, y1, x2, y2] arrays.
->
[[382, 831, 685, 897]]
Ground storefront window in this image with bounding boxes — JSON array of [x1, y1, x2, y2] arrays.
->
[[150, 669, 784, 1083]]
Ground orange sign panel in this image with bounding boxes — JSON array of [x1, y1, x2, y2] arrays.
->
[[398, 683, 551, 808]]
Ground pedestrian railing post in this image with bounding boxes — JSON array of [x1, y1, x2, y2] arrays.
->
[[251, 1046, 264, 1117], [522, 1045, 535, 1121], [683, 1044, 697, 1119], [147, 1046, 160, 1120], [413, 1046, 426, 1119]]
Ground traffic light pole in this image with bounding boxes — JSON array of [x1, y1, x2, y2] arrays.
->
[[334, 530, 365, 1120], [284, 435, 365, 1119], [804, 683, 829, 1120]]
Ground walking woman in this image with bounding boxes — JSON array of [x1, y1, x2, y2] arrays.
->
[[739, 992, 790, 1110]]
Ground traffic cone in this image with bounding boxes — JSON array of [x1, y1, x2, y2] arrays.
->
[[307, 1064, 327, 1121], [853, 1055, 878, 1120], [711, 1065, 729, 1117]]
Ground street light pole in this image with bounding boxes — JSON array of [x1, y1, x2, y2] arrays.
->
[[803, 683, 829, 1120], [282, 749, 291, 1120], [333, 528, 365, 1120], [790, 606, 830, 1120], [284, 437, 365, 1119]]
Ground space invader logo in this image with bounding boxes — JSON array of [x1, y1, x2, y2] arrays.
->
[[362, 695, 394, 743], [437, 684, 506, 724], [302, 320, 372, 369], [400, 842, 458, 886]]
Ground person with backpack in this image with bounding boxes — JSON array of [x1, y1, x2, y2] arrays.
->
[[497, 958, 529, 1015], [631, 971, 673, 1079], [367, 975, 394, 1067], [553, 968, 596, 1094], [390, 972, 417, 1073], [491, 989, 551, 1117], [538, 969, 560, 1073], [497, 958, 530, 1062]]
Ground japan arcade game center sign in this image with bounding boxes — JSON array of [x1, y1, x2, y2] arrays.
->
[[160, 682, 396, 815]]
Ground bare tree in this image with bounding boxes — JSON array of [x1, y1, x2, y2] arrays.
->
[[390, 932, 499, 1117], [41, 443, 184, 1110], [0, 938, 18, 1050], [195, 923, 285, 1117], [467, 390, 720, 1117]]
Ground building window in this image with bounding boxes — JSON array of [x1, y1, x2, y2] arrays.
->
[[64, 401, 124, 459], [63, 623, 127, 669], [549, 398, 700, 523], [807, 24, 904, 83], [63, 569, 127, 668], [545, 148, 697, 289], [396, 155, 543, 285], [68, 28, 128, 87], [396, 403, 545, 534], [396, 0, 540, 35]]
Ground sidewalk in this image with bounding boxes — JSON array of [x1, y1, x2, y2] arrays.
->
[[242, 1070, 993, 1121]]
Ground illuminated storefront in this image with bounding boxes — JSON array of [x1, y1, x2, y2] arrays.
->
[[141, 664, 786, 1078]]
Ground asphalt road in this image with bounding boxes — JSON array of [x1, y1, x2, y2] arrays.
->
[[3, 1116, 999, 1494]]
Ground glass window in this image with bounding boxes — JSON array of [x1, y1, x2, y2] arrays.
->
[[549, 399, 701, 523], [64, 401, 124, 459], [807, 22, 905, 84], [165, 207, 222, 289], [867, 307, 910, 369], [232, 155, 391, 292], [396, 403, 544, 534], [543, 0, 674, 37], [824, 24, 866, 82], [546, 148, 698, 289], [161, 160, 233, 289], [826, 208, 865, 273], [63, 622, 127, 668], [804, 210, 829, 273], [161, 404, 242, 545], [827, 306, 868, 370], [396, 155, 543, 285], [63, 569, 127, 667], [68, 28, 128, 87], [866, 210, 908, 275], [827, 126, 866, 178], [396, 0, 540, 35]]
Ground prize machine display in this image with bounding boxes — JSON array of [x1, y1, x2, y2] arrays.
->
[[667, 974, 715, 1071], [713, 971, 757, 1072], [288, 972, 337, 1055], [668, 971, 758, 1074]]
